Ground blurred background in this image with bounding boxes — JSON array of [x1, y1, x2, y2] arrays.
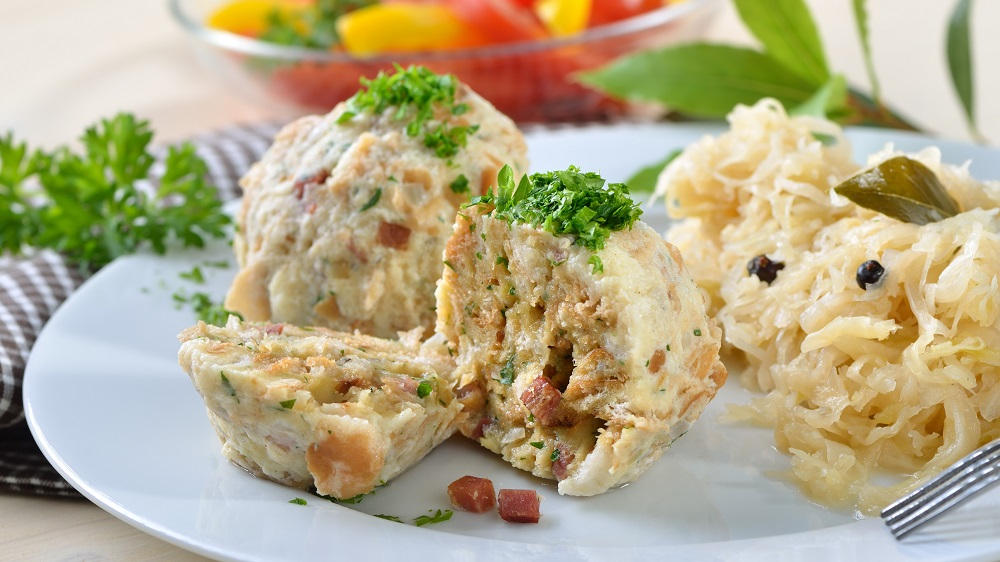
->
[[2, 0, 998, 148]]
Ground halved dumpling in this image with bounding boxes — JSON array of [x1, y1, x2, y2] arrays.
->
[[436, 167, 727, 496], [178, 319, 459, 499]]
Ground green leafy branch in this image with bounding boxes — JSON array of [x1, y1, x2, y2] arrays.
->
[[581, 0, 981, 139], [0, 113, 231, 272]]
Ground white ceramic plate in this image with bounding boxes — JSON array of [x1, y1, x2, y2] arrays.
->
[[24, 123, 1000, 562]]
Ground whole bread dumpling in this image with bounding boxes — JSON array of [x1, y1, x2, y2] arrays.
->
[[178, 319, 459, 499], [227, 66, 528, 337], [436, 167, 727, 496]]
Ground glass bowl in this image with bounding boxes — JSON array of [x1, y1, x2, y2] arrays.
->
[[169, 0, 720, 123]]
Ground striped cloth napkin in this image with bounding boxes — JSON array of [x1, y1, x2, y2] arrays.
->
[[0, 121, 281, 497]]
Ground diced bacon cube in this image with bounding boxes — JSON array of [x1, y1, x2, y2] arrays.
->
[[264, 324, 284, 335], [520, 376, 562, 426], [447, 476, 496, 513], [550, 443, 574, 481], [376, 221, 412, 249], [497, 489, 540, 523]]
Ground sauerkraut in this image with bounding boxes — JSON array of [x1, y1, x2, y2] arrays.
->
[[656, 99, 1000, 512]]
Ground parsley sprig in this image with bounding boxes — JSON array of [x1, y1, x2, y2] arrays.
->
[[0, 113, 230, 271], [338, 65, 478, 159], [481, 165, 642, 253]]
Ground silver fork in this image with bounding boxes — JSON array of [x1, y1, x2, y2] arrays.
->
[[881, 438, 1000, 539]]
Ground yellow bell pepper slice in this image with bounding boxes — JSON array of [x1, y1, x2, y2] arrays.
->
[[534, 0, 593, 37], [208, 0, 307, 37], [337, 4, 480, 56]]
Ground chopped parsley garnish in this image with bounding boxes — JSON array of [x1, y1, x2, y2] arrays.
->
[[416, 380, 433, 398], [475, 252, 483, 261], [359, 188, 381, 212], [498, 355, 516, 385], [413, 509, 453, 527], [179, 266, 205, 283], [550, 448, 561, 462], [529, 441, 545, 449], [173, 291, 242, 326], [337, 65, 477, 159], [279, 398, 297, 409], [289, 497, 308, 506], [665, 344, 671, 351], [374, 514, 403, 523], [693, 328, 702, 336], [474, 166, 642, 269], [450, 174, 470, 194], [508, 286, 516, 296], [588, 254, 604, 274], [495, 255, 509, 268], [443, 260, 456, 271], [202, 259, 230, 269]]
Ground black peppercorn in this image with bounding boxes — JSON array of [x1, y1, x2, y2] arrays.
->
[[747, 254, 785, 285], [856, 260, 885, 289]]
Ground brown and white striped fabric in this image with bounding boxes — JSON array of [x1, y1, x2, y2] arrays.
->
[[0, 121, 281, 497]]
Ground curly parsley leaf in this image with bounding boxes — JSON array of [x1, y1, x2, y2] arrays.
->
[[0, 113, 230, 272]]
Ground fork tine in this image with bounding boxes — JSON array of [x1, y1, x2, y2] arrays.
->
[[882, 447, 1000, 539], [882, 438, 1000, 520], [887, 464, 1000, 539]]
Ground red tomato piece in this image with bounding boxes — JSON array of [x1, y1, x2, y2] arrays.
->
[[446, 0, 547, 44], [589, 0, 663, 27]]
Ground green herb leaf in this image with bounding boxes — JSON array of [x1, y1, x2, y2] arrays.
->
[[258, 0, 375, 49], [0, 113, 230, 271], [580, 44, 816, 118], [174, 291, 242, 326], [947, 0, 980, 140], [625, 149, 682, 193], [791, 74, 847, 119], [359, 188, 382, 212], [280, 398, 297, 409], [289, 497, 308, 505], [588, 254, 604, 275], [733, 0, 829, 85], [374, 514, 404, 523], [529, 441, 544, 449], [489, 165, 641, 252], [851, 0, 881, 104], [834, 156, 960, 224], [179, 266, 205, 284], [220, 372, 237, 399], [450, 174, 470, 194], [416, 380, 432, 398], [341, 66, 477, 159], [498, 355, 516, 386], [550, 448, 561, 462], [413, 509, 453, 527], [443, 260, 456, 272]]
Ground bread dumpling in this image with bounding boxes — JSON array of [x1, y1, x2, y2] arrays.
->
[[226, 66, 528, 338], [436, 166, 727, 496], [178, 319, 459, 499]]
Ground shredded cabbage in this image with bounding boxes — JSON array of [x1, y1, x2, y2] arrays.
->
[[656, 99, 1000, 512]]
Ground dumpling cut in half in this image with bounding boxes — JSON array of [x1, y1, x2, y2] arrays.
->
[[226, 65, 528, 338], [436, 166, 727, 496], [178, 319, 459, 499]]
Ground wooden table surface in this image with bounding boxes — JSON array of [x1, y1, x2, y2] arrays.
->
[[2, 0, 998, 559]]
